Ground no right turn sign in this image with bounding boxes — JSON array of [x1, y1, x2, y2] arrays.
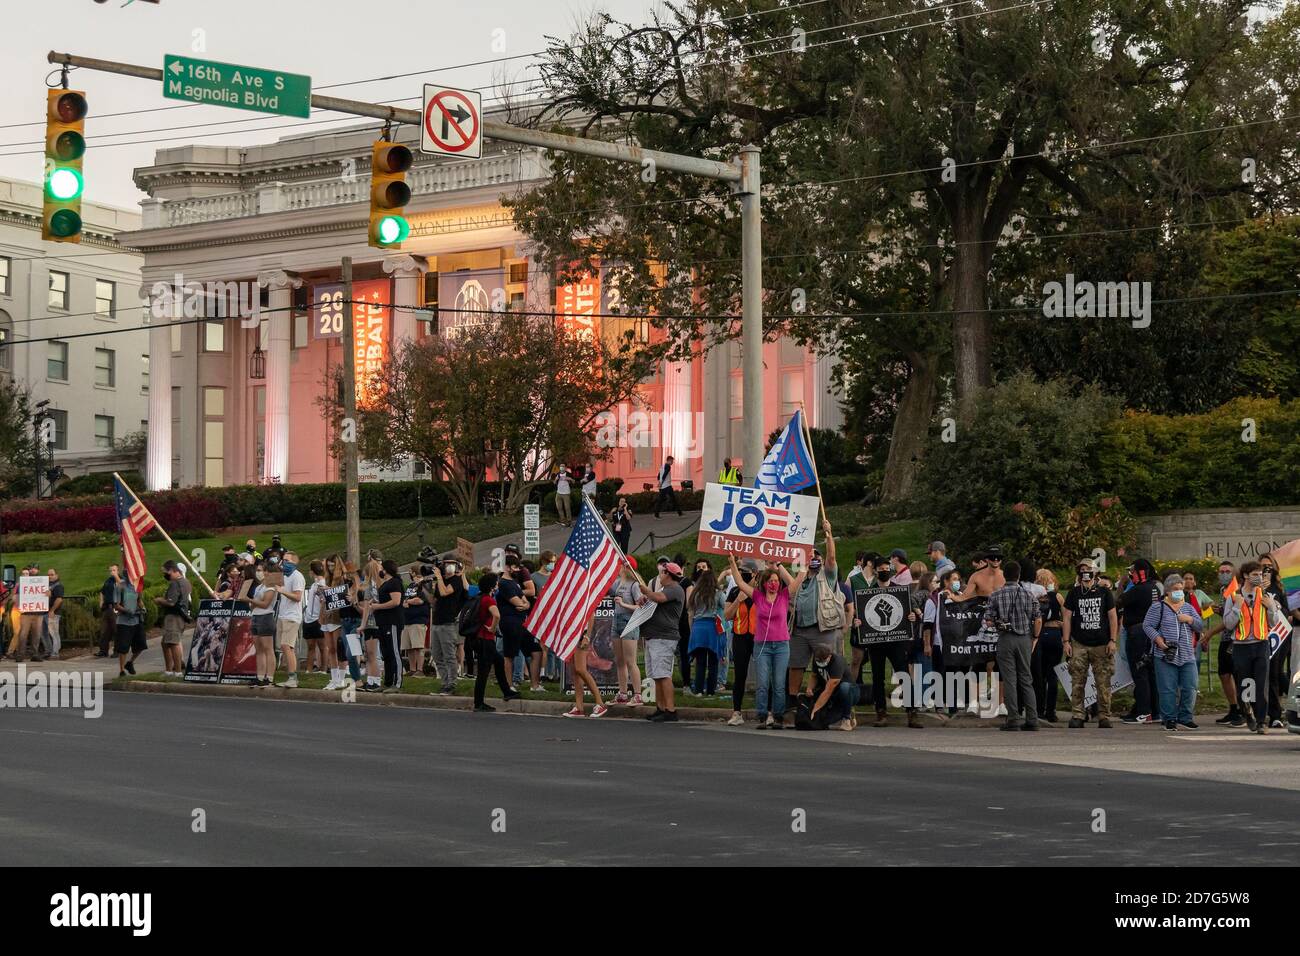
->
[[421, 84, 482, 159]]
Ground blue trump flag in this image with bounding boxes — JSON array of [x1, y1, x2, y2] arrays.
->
[[752, 409, 816, 494]]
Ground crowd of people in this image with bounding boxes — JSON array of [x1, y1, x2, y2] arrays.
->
[[6, 524, 1296, 735]]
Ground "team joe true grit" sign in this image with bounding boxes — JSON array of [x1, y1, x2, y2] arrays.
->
[[695, 482, 819, 564]]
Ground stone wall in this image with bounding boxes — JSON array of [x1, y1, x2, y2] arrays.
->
[[1137, 507, 1300, 562]]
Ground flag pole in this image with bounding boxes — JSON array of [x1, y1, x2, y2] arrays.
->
[[797, 404, 827, 527], [113, 472, 216, 597], [583, 491, 648, 589]]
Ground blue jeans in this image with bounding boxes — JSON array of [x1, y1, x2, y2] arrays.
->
[[753, 640, 790, 720], [512, 652, 526, 685], [832, 681, 861, 722], [1155, 657, 1197, 724], [338, 622, 362, 682]]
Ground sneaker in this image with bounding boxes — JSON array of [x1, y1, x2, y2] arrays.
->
[[590, 704, 608, 718], [770, 716, 786, 730], [363, 682, 382, 693], [995, 703, 1008, 717], [530, 685, 544, 693], [124, 660, 136, 675], [562, 706, 585, 718], [1098, 718, 1113, 729], [438, 686, 456, 696], [646, 709, 664, 721], [683, 688, 698, 697], [1178, 720, 1199, 730], [1164, 720, 1177, 731], [613, 692, 630, 704], [1068, 718, 1085, 728], [324, 679, 342, 691], [650, 710, 678, 723], [1229, 716, 1246, 727], [503, 690, 522, 702], [1256, 725, 1268, 735], [631, 694, 644, 706], [1215, 711, 1238, 724], [1135, 714, 1152, 724], [1021, 722, 1039, 731], [277, 675, 299, 689], [381, 686, 400, 694], [726, 713, 744, 727], [755, 715, 769, 730], [1043, 712, 1059, 724], [1245, 714, 1258, 732], [999, 721, 1020, 731], [907, 714, 924, 729], [835, 718, 854, 732], [873, 714, 888, 727], [1271, 719, 1284, 729], [474, 703, 496, 713]]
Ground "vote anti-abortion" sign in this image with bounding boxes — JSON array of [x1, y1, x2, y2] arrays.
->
[[695, 482, 819, 564]]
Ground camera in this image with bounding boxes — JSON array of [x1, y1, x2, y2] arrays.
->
[[418, 545, 437, 563], [419, 564, 434, 576]]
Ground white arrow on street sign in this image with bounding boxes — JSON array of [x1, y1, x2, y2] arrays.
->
[[421, 84, 482, 159]]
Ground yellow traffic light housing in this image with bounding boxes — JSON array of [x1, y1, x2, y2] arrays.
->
[[368, 140, 412, 248], [43, 89, 87, 243]]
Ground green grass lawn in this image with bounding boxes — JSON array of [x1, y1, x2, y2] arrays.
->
[[4, 513, 523, 598]]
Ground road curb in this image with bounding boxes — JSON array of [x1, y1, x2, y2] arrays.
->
[[107, 679, 1021, 727]]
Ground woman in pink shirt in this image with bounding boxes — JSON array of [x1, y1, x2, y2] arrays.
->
[[729, 555, 805, 729]]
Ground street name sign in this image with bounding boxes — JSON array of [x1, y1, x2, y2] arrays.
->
[[162, 55, 311, 118]]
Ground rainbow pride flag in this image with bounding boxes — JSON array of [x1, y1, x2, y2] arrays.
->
[[1273, 537, 1300, 594]]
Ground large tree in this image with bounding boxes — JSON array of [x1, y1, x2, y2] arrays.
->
[[506, 0, 1297, 499], [0, 377, 36, 500], [328, 314, 661, 514]]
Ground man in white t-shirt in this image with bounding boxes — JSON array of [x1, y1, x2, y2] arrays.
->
[[274, 551, 306, 688], [555, 466, 573, 526]]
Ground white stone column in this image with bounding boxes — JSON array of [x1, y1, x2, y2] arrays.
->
[[144, 281, 174, 491], [382, 253, 427, 348], [257, 269, 302, 484]]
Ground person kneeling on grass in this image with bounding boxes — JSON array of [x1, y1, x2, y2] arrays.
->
[[563, 614, 609, 718], [809, 645, 859, 732]]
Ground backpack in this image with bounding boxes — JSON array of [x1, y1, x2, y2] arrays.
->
[[815, 572, 846, 632], [457, 594, 485, 638]]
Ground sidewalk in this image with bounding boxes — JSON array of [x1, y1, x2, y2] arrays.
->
[[470, 510, 701, 565], [0, 633, 168, 679]]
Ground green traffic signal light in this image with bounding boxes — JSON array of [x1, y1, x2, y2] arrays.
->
[[47, 167, 83, 201], [47, 209, 82, 238], [376, 214, 410, 245]]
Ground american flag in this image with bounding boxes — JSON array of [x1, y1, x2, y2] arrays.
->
[[525, 499, 621, 661], [114, 476, 157, 595]]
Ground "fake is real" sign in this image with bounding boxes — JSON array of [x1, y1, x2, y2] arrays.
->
[[696, 482, 819, 564]]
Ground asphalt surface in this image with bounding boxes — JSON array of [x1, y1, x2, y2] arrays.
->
[[4, 692, 1300, 866]]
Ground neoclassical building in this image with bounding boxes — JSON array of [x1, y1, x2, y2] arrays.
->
[[120, 115, 842, 492]]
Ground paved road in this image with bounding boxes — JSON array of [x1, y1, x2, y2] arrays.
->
[[3, 693, 1300, 866]]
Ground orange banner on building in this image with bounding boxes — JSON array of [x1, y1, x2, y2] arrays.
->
[[352, 278, 390, 409], [556, 264, 600, 341]]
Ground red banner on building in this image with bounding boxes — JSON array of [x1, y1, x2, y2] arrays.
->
[[556, 263, 600, 340], [352, 278, 390, 408]]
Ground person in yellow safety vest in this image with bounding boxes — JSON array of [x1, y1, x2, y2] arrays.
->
[[1221, 560, 1283, 734], [717, 458, 741, 486]]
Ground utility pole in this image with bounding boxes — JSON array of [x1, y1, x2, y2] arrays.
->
[[47, 50, 767, 478], [341, 256, 360, 568]]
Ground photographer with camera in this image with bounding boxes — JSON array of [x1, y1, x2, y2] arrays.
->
[[1143, 573, 1204, 731], [430, 558, 469, 694]]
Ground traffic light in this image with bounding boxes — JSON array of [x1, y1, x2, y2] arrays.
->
[[43, 89, 87, 243], [368, 140, 412, 248]]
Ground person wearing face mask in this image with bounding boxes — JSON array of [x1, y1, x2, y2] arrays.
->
[[611, 562, 644, 705], [723, 556, 759, 725], [248, 561, 281, 687], [847, 552, 882, 684], [1259, 554, 1291, 729], [1062, 560, 1118, 728], [922, 568, 963, 713], [1031, 569, 1065, 723], [271, 551, 305, 688], [1222, 560, 1283, 733], [154, 561, 192, 678], [1202, 561, 1242, 725], [789, 519, 843, 715], [1144, 573, 1204, 731], [1119, 558, 1162, 724], [429, 559, 468, 694], [730, 559, 805, 729]]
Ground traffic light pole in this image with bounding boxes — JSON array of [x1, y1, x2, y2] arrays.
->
[[47, 50, 767, 477], [341, 256, 360, 570]]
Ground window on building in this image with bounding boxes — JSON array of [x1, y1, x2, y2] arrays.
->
[[94, 347, 115, 387], [423, 272, 439, 335], [292, 312, 308, 349], [170, 386, 181, 475], [203, 386, 225, 487], [779, 335, 804, 368], [94, 414, 115, 449], [203, 319, 225, 352], [508, 261, 528, 284], [780, 370, 804, 419], [0, 310, 11, 372], [0, 256, 10, 296], [170, 322, 181, 354], [95, 280, 116, 319], [48, 409, 67, 450], [141, 353, 149, 392], [254, 386, 266, 478], [49, 271, 68, 310], [47, 340, 68, 380]]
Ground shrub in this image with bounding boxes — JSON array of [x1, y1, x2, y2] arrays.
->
[[818, 475, 868, 505], [53, 470, 145, 498], [1008, 496, 1140, 569], [917, 374, 1123, 558]]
